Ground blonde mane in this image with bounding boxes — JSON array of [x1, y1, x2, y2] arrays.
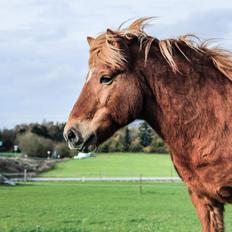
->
[[89, 18, 232, 80]]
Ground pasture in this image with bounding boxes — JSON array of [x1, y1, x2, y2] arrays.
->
[[0, 152, 18, 157], [0, 182, 204, 232], [1, 182, 232, 232], [40, 153, 178, 177], [2, 154, 232, 231]]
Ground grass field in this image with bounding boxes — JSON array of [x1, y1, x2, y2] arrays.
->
[[2, 154, 232, 232], [40, 153, 178, 177], [0, 152, 18, 157], [1, 182, 232, 232]]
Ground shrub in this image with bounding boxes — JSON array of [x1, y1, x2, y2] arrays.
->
[[98, 142, 110, 152], [151, 136, 168, 153], [18, 132, 54, 158], [129, 143, 142, 152], [55, 143, 71, 158], [143, 145, 157, 153]]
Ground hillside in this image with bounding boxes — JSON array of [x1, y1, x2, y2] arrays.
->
[[40, 153, 177, 177]]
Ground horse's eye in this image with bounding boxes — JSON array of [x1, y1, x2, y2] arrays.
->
[[99, 76, 113, 85]]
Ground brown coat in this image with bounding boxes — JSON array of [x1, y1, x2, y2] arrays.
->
[[64, 18, 232, 232]]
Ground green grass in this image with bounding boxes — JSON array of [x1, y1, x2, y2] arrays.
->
[[2, 154, 232, 231], [0, 182, 212, 231], [40, 153, 177, 177], [0, 152, 18, 157], [1, 182, 232, 232]]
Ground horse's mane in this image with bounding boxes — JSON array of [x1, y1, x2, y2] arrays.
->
[[89, 17, 232, 80]]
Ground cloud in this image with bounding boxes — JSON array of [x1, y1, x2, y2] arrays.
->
[[0, 0, 232, 128], [154, 8, 232, 39]]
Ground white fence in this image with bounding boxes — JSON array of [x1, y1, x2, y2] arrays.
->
[[11, 176, 181, 182]]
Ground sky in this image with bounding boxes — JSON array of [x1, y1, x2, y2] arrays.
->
[[1, 0, 232, 129]]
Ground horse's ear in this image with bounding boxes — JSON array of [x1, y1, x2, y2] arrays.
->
[[87, 36, 94, 46], [106, 29, 121, 48], [106, 29, 117, 37]]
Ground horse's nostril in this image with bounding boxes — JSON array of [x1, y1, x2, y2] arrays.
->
[[65, 128, 83, 147], [67, 129, 76, 141]]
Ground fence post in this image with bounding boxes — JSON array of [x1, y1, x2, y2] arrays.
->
[[170, 165, 173, 182], [24, 169, 27, 182], [139, 174, 143, 194]]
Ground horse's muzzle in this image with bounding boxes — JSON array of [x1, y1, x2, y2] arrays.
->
[[63, 127, 96, 152]]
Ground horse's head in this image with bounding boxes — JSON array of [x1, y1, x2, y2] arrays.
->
[[64, 19, 153, 152]]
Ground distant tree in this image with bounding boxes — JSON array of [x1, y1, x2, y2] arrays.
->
[[14, 124, 27, 134], [47, 122, 65, 142], [98, 130, 124, 152], [129, 137, 143, 152], [31, 124, 49, 138], [5, 120, 168, 154], [98, 142, 109, 152], [18, 132, 54, 158], [138, 121, 153, 147], [0, 129, 16, 151], [151, 135, 168, 153], [122, 127, 131, 151]]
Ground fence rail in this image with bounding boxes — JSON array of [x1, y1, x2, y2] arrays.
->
[[11, 177, 181, 182]]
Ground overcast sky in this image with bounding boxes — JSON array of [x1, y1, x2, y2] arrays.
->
[[1, 0, 232, 129]]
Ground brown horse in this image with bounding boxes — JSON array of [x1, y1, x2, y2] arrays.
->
[[64, 18, 232, 231]]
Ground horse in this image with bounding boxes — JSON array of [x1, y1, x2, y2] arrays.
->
[[63, 18, 232, 231]]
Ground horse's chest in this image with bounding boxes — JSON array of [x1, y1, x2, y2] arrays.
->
[[170, 153, 196, 184]]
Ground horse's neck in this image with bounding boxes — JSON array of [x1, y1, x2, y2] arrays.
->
[[139, 59, 186, 137], [139, 56, 232, 155]]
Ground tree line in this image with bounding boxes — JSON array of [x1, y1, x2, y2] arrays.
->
[[0, 121, 168, 158]]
